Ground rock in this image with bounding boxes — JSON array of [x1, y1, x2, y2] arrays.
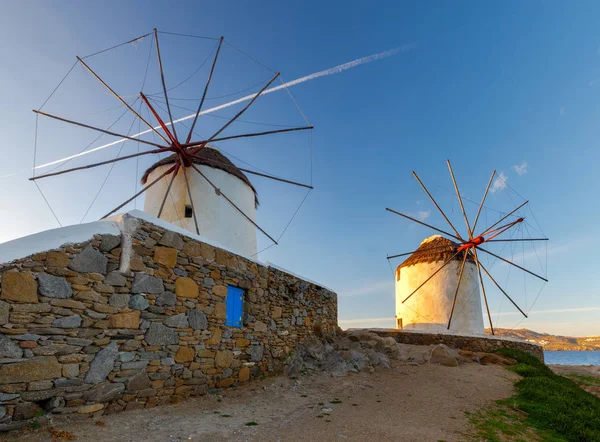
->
[[175, 346, 195, 363], [132, 273, 164, 294], [44, 396, 64, 411], [205, 329, 222, 346], [145, 323, 178, 346], [165, 313, 188, 328], [129, 294, 149, 310], [188, 310, 207, 330], [85, 342, 119, 384], [104, 272, 127, 287], [175, 277, 199, 298], [214, 302, 226, 319], [0, 393, 20, 403], [0, 301, 9, 325], [50, 299, 86, 309], [0, 335, 23, 359], [128, 371, 151, 391], [250, 345, 264, 362], [20, 388, 63, 402], [236, 338, 250, 347], [155, 291, 177, 307], [62, 363, 79, 378], [272, 306, 282, 318], [0, 357, 61, 384], [53, 378, 83, 388], [121, 361, 149, 370], [158, 231, 184, 250], [13, 402, 41, 421], [1, 272, 38, 303], [99, 234, 121, 252], [215, 350, 233, 368], [109, 293, 130, 309], [154, 247, 178, 268], [69, 245, 108, 274], [77, 403, 104, 414], [119, 352, 136, 362], [52, 314, 82, 328], [270, 319, 277, 331], [109, 311, 140, 329], [239, 367, 250, 382], [212, 285, 228, 298], [46, 251, 69, 267], [254, 321, 268, 333], [429, 345, 459, 368], [83, 382, 125, 402]]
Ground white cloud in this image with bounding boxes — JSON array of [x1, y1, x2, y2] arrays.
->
[[512, 161, 528, 176], [490, 171, 507, 193], [417, 210, 431, 221], [560, 106, 565, 116]]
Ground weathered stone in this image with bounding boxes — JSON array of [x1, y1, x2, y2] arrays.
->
[[77, 403, 104, 414], [119, 352, 135, 362], [175, 346, 195, 363], [159, 231, 184, 250], [14, 402, 41, 421], [0, 301, 8, 326], [182, 242, 202, 257], [215, 350, 233, 368], [132, 273, 164, 294], [109, 311, 140, 329], [128, 370, 151, 391], [129, 294, 149, 311], [46, 251, 70, 267], [38, 273, 74, 299], [14, 334, 41, 342], [33, 344, 81, 356], [52, 314, 82, 329], [205, 329, 222, 346], [175, 277, 199, 298], [0, 393, 20, 403], [95, 282, 114, 294], [62, 363, 79, 378], [83, 382, 125, 402], [250, 345, 264, 362], [254, 321, 268, 333], [0, 335, 23, 359], [28, 380, 54, 391], [109, 293, 130, 309], [85, 342, 118, 384], [188, 310, 207, 330], [69, 245, 108, 274], [104, 271, 127, 287], [154, 247, 178, 268], [50, 299, 86, 309], [165, 313, 188, 328], [236, 338, 250, 348], [1, 272, 38, 303], [216, 377, 235, 388], [212, 285, 228, 298], [272, 306, 282, 318], [238, 366, 250, 382], [0, 357, 61, 384], [155, 291, 177, 307], [99, 234, 121, 252], [121, 361, 149, 370], [21, 387, 64, 402], [214, 302, 226, 319], [144, 323, 178, 346]]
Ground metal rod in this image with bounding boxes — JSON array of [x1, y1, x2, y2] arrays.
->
[[447, 159, 473, 238], [412, 171, 464, 241], [486, 238, 548, 243], [447, 252, 468, 330], [205, 72, 280, 143], [472, 170, 495, 235], [477, 246, 548, 282], [33, 110, 166, 150], [386, 208, 464, 243], [186, 36, 224, 143], [76, 56, 171, 145], [182, 125, 314, 148], [29, 147, 170, 181], [182, 166, 200, 235], [479, 201, 528, 237], [478, 260, 528, 318], [386, 245, 454, 260], [401, 249, 463, 303], [472, 249, 494, 335], [157, 162, 180, 218], [101, 164, 176, 219], [154, 28, 178, 141], [188, 162, 278, 244], [140, 93, 178, 146]]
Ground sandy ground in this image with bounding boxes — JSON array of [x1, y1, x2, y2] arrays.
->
[[6, 361, 518, 442]]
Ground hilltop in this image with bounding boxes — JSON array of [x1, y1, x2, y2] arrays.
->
[[488, 328, 600, 351]]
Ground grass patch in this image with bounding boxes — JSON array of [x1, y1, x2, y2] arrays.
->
[[474, 348, 600, 441], [221, 414, 233, 418], [245, 421, 258, 426], [329, 399, 342, 404], [565, 374, 600, 387]]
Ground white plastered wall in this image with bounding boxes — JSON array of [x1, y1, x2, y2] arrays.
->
[[143, 164, 257, 257], [395, 260, 485, 335]]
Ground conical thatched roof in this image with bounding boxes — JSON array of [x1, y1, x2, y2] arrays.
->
[[141, 147, 258, 207], [398, 235, 474, 269]]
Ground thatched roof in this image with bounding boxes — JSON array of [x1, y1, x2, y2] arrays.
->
[[141, 147, 258, 207], [398, 235, 474, 269]]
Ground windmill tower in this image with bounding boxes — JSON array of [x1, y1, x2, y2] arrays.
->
[[142, 147, 259, 257], [395, 235, 484, 335]]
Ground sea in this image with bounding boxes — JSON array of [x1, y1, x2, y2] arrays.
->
[[544, 351, 600, 366]]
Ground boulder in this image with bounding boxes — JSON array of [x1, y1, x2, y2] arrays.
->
[[85, 342, 119, 384], [83, 382, 125, 402], [69, 245, 108, 274]]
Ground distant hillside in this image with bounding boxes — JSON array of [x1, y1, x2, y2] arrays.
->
[[487, 328, 600, 351]]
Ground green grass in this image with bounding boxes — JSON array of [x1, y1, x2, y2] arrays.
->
[[565, 374, 600, 387], [469, 348, 600, 441], [245, 421, 258, 426]]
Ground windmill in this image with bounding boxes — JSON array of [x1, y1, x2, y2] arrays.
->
[[386, 160, 548, 335], [28, 29, 314, 257]]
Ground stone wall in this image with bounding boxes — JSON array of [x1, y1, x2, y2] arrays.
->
[[0, 213, 337, 428], [370, 329, 544, 362]]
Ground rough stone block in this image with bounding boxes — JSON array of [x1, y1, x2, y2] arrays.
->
[[155, 291, 177, 307], [69, 245, 108, 274], [83, 382, 124, 402], [144, 323, 178, 346], [132, 273, 164, 294], [47, 251, 69, 267], [104, 271, 127, 287], [205, 329, 222, 346], [158, 231, 184, 250], [52, 314, 82, 329], [1, 272, 38, 303], [0, 335, 23, 359], [84, 342, 118, 384], [175, 346, 195, 363], [154, 247, 178, 268], [128, 371, 151, 391], [215, 350, 233, 368], [62, 364, 80, 378], [188, 310, 207, 330], [238, 367, 250, 382], [214, 302, 226, 319], [165, 313, 188, 329], [109, 311, 140, 329], [129, 294, 149, 311], [0, 357, 61, 384], [99, 234, 121, 252], [212, 285, 227, 298], [175, 277, 199, 299], [77, 403, 104, 414]]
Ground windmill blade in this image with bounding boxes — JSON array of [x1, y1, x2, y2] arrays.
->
[[412, 171, 464, 240], [478, 201, 528, 237], [447, 252, 468, 330], [182, 125, 314, 147], [157, 162, 181, 218], [153, 28, 178, 141], [386, 208, 464, 243], [477, 246, 548, 282], [141, 93, 178, 146], [447, 159, 473, 238], [472, 170, 496, 234], [486, 238, 548, 243], [478, 260, 528, 318], [472, 249, 494, 335]]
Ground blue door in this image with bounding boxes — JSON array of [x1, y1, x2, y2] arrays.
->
[[225, 286, 244, 328]]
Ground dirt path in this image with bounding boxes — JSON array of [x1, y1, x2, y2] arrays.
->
[[6, 361, 517, 442]]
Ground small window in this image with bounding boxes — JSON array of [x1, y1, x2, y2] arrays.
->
[[225, 286, 244, 328], [184, 205, 193, 218]]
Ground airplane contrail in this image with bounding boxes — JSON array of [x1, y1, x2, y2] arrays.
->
[[2, 43, 414, 179]]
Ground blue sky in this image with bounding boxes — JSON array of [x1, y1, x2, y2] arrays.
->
[[1, 1, 599, 336]]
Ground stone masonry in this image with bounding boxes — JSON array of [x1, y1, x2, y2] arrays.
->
[[0, 214, 337, 426]]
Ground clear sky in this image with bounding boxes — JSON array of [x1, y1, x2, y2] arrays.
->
[[1, 1, 599, 336]]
